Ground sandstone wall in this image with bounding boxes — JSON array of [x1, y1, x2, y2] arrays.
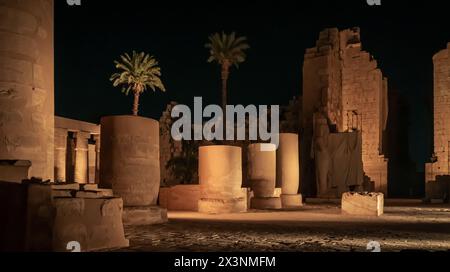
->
[[0, 0, 54, 180], [426, 43, 450, 198], [302, 27, 388, 195]]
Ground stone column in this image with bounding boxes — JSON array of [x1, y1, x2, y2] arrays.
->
[[94, 135, 100, 184], [248, 143, 281, 209], [54, 128, 68, 182], [73, 131, 90, 184], [198, 145, 247, 214], [0, 0, 54, 180], [277, 133, 303, 207], [100, 115, 166, 225]]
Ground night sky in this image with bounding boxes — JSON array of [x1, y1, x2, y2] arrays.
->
[[55, 0, 450, 172]]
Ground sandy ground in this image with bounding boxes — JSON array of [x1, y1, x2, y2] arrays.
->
[[118, 203, 450, 252]]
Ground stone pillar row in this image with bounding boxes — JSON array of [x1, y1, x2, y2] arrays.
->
[[54, 129, 100, 184], [198, 133, 302, 214]]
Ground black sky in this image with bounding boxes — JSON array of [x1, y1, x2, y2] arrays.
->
[[55, 0, 450, 171]]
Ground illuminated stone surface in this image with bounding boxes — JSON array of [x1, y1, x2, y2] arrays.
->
[[99, 115, 166, 225], [0, 160, 31, 183], [247, 143, 280, 209], [0, 0, 54, 180], [100, 115, 160, 206], [0, 181, 128, 251], [198, 145, 246, 214], [341, 192, 384, 217], [425, 43, 450, 200], [277, 133, 302, 207], [119, 204, 450, 252], [303, 27, 388, 196], [54, 128, 67, 182]]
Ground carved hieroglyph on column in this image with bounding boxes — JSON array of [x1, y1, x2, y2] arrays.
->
[[198, 146, 247, 214], [100, 115, 167, 225], [0, 0, 54, 180], [303, 27, 388, 196], [425, 43, 450, 199]]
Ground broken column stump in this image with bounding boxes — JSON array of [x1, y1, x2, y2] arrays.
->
[[341, 192, 384, 217], [198, 146, 247, 214], [248, 144, 281, 210], [99, 116, 167, 225], [277, 133, 303, 208], [27, 182, 129, 252]]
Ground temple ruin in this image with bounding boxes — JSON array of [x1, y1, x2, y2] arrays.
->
[[0, 0, 55, 180], [302, 27, 389, 196], [425, 43, 450, 200]]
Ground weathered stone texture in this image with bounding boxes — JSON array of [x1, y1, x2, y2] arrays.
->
[[303, 27, 388, 195], [0, 0, 54, 180], [426, 43, 450, 199], [341, 192, 384, 217]]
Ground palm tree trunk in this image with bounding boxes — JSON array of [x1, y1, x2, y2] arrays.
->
[[221, 63, 230, 111], [221, 63, 230, 141], [132, 92, 140, 116]]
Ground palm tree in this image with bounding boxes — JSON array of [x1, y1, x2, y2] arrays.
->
[[110, 51, 166, 116], [205, 32, 249, 110]]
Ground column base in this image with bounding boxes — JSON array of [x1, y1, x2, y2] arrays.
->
[[122, 206, 168, 225], [281, 194, 303, 208], [250, 197, 282, 210], [198, 198, 247, 214]]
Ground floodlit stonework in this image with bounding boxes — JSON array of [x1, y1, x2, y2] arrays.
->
[[303, 27, 389, 195], [0, 0, 55, 180], [198, 146, 247, 214], [54, 116, 100, 184], [425, 42, 450, 200]]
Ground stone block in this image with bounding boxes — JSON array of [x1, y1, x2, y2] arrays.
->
[[167, 185, 200, 211], [122, 206, 168, 225], [52, 198, 129, 252], [75, 189, 113, 199], [198, 198, 247, 214], [281, 194, 303, 208], [250, 197, 282, 210], [341, 192, 384, 216], [0, 160, 31, 183]]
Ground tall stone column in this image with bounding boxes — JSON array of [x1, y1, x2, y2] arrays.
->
[[94, 135, 101, 184], [277, 133, 303, 207], [0, 0, 54, 180], [54, 128, 68, 182], [74, 131, 90, 184]]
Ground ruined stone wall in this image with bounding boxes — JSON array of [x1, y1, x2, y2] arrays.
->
[[339, 28, 388, 194], [425, 43, 450, 198], [303, 28, 343, 131], [0, 0, 54, 180], [302, 27, 388, 195]]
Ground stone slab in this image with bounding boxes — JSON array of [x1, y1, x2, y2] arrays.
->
[[281, 194, 303, 208], [341, 192, 384, 217], [75, 189, 114, 199], [52, 198, 129, 252], [0, 160, 31, 183], [122, 206, 168, 225], [198, 198, 247, 214], [250, 197, 282, 210]]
